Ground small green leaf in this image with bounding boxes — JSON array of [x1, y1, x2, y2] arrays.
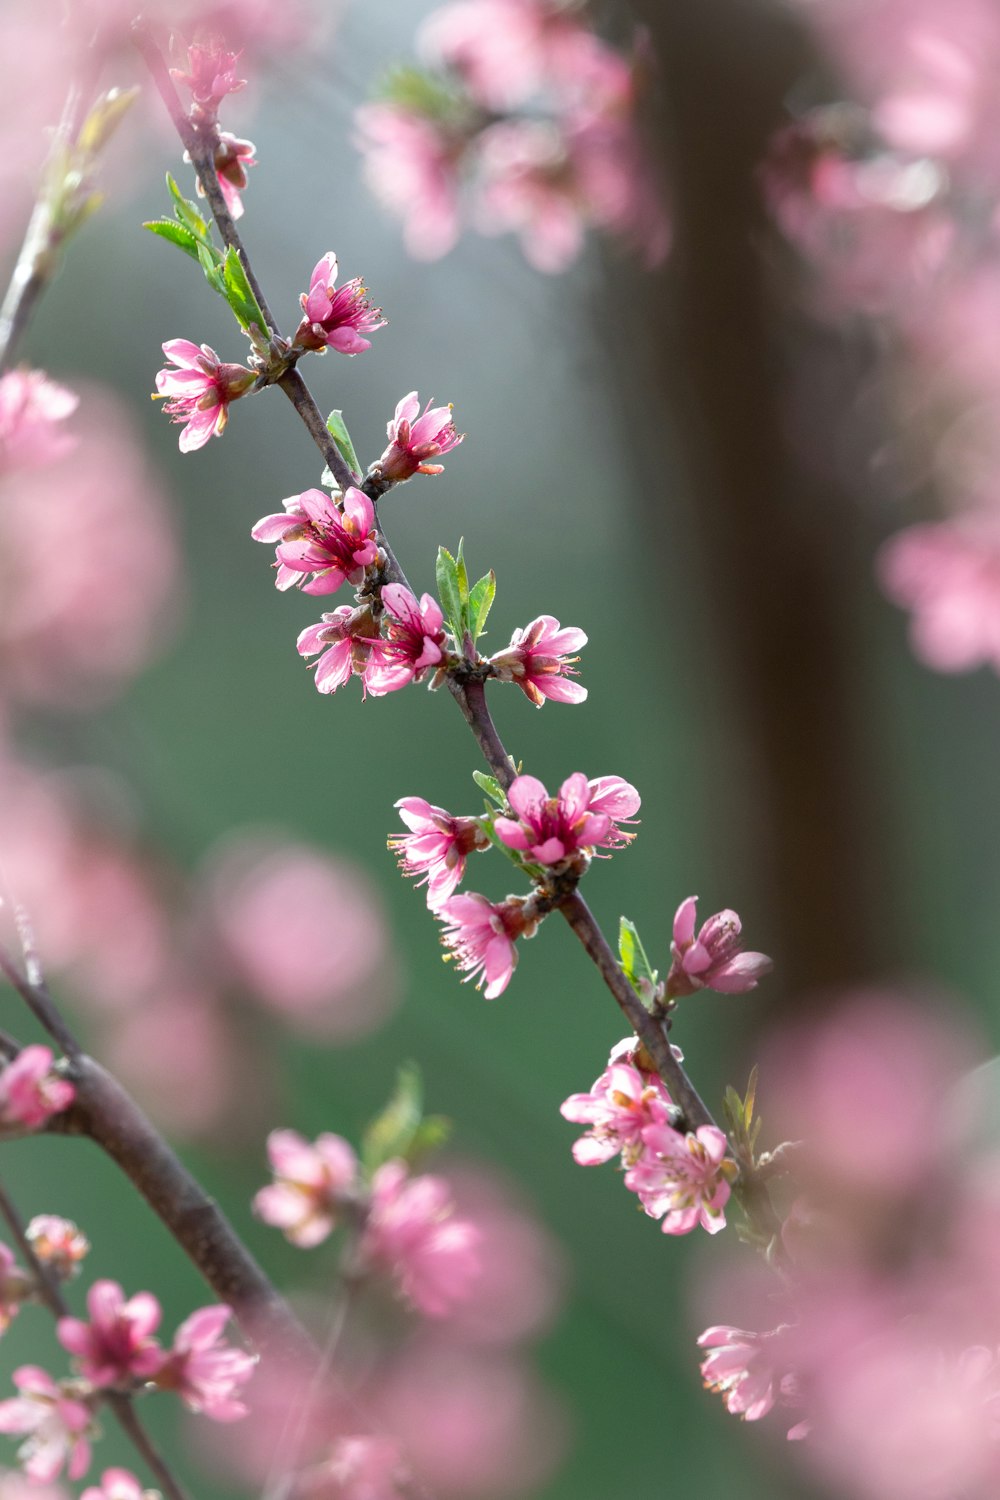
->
[[455, 537, 470, 607], [744, 1064, 759, 1131], [197, 241, 226, 296], [408, 1115, 452, 1167], [362, 1063, 424, 1174], [618, 917, 658, 999], [223, 245, 268, 333], [326, 410, 362, 481], [79, 86, 140, 156], [143, 219, 202, 261], [472, 770, 506, 807], [435, 545, 466, 640], [468, 570, 496, 641], [166, 172, 210, 239]]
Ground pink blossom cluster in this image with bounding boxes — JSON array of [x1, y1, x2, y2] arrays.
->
[[211, 1165, 567, 1498], [253, 1129, 480, 1319], [355, 0, 668, 270], [694, 995, 1000, 1498], [0, 1279, 254, 1481], [561, 1038, 734, 1236], [762, 2, 1000, 681], [391, 772, 638, 998]]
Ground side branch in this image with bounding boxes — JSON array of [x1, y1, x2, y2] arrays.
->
[[0, 1177, 194, 1500], [57, 1056, 317, 1365]]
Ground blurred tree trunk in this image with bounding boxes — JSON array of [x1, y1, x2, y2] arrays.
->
[[623, 0, 899, 1002]]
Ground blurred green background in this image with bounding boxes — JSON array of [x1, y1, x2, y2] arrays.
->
[[5, 2, 1000, 1498]]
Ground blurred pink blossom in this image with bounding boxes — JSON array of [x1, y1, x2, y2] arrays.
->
[[418, 0, 589, 112], [879, 520, 1000, 675], [57, 1282, 163, 1389], [204, 834, 397, 1039], [698, 1324, 801, 1427], [371, 1337, 568, 1499], [0, 371, 77, 474], [0, 1367, 91, 1482], [361, 1160, 480, 1319], [0, 389, 179, 710], [80, 1469, 148, 1500], [0, 1048, 74, 1131], [355, 104, 464, 261], [155, 1306, 255, 1421], [254, 1129, 358, 1248]]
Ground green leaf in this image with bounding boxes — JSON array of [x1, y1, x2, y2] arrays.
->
[[79, 86, 140, 156], [197, 241, 226, 297], [618, 916, 659, 999], [143, 218, 202, 261], [455, 537, 470, 607], [744, 1064, 759, 1131], [166, 172, 210, 239], [325, 410, 362, 481], [408, 1115, 452, 1166], [435, 545, 466, 641], [223, 245, 268, 333], [362, 1063, 424, 1174], [472, 770, 506, 807], [467, 570, 496, 641]]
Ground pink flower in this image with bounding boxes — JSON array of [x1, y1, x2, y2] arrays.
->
[[0, 370, 77, 473], [153, 340, 254, 453], [390, 797, 489, 908], [253, 1129, 358, 1247], [187, 132, 257, 220], [0, 1244, 31, 1333], [437, 893, 538, 998], [698, 1325, 797, 1424], [666, 896, 772, 998], [364, 584, 448, 695], [625, 1121, 733, 1234], [81, 1468, 146, 1500], [297, 605, 382, 695], [0, 1366, 92, 1481], [0, 1047, 75, 1130], [560, 1059, 673, 1166], [418, 0, 584, 111], [57, 1282, 164, 1389], [374, 392, 464, 484], [25, 1218, 89, 1280], [251, 486, 379, 595], [879, 521, 1000, 675], [493, 771, 639, 866], [474, 118, 587, 273], [354, 103, 463, 261], [171, 41, 246, 122], [361, 1160, 480, 1318], [155, 1306, 255, 1421], [489, 614, 587, 706], [292, 252, 386, 355]]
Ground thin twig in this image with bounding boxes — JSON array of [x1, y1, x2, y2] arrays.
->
[[0, 1177, 194, 1500], [0, 944, 82, 1061]]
